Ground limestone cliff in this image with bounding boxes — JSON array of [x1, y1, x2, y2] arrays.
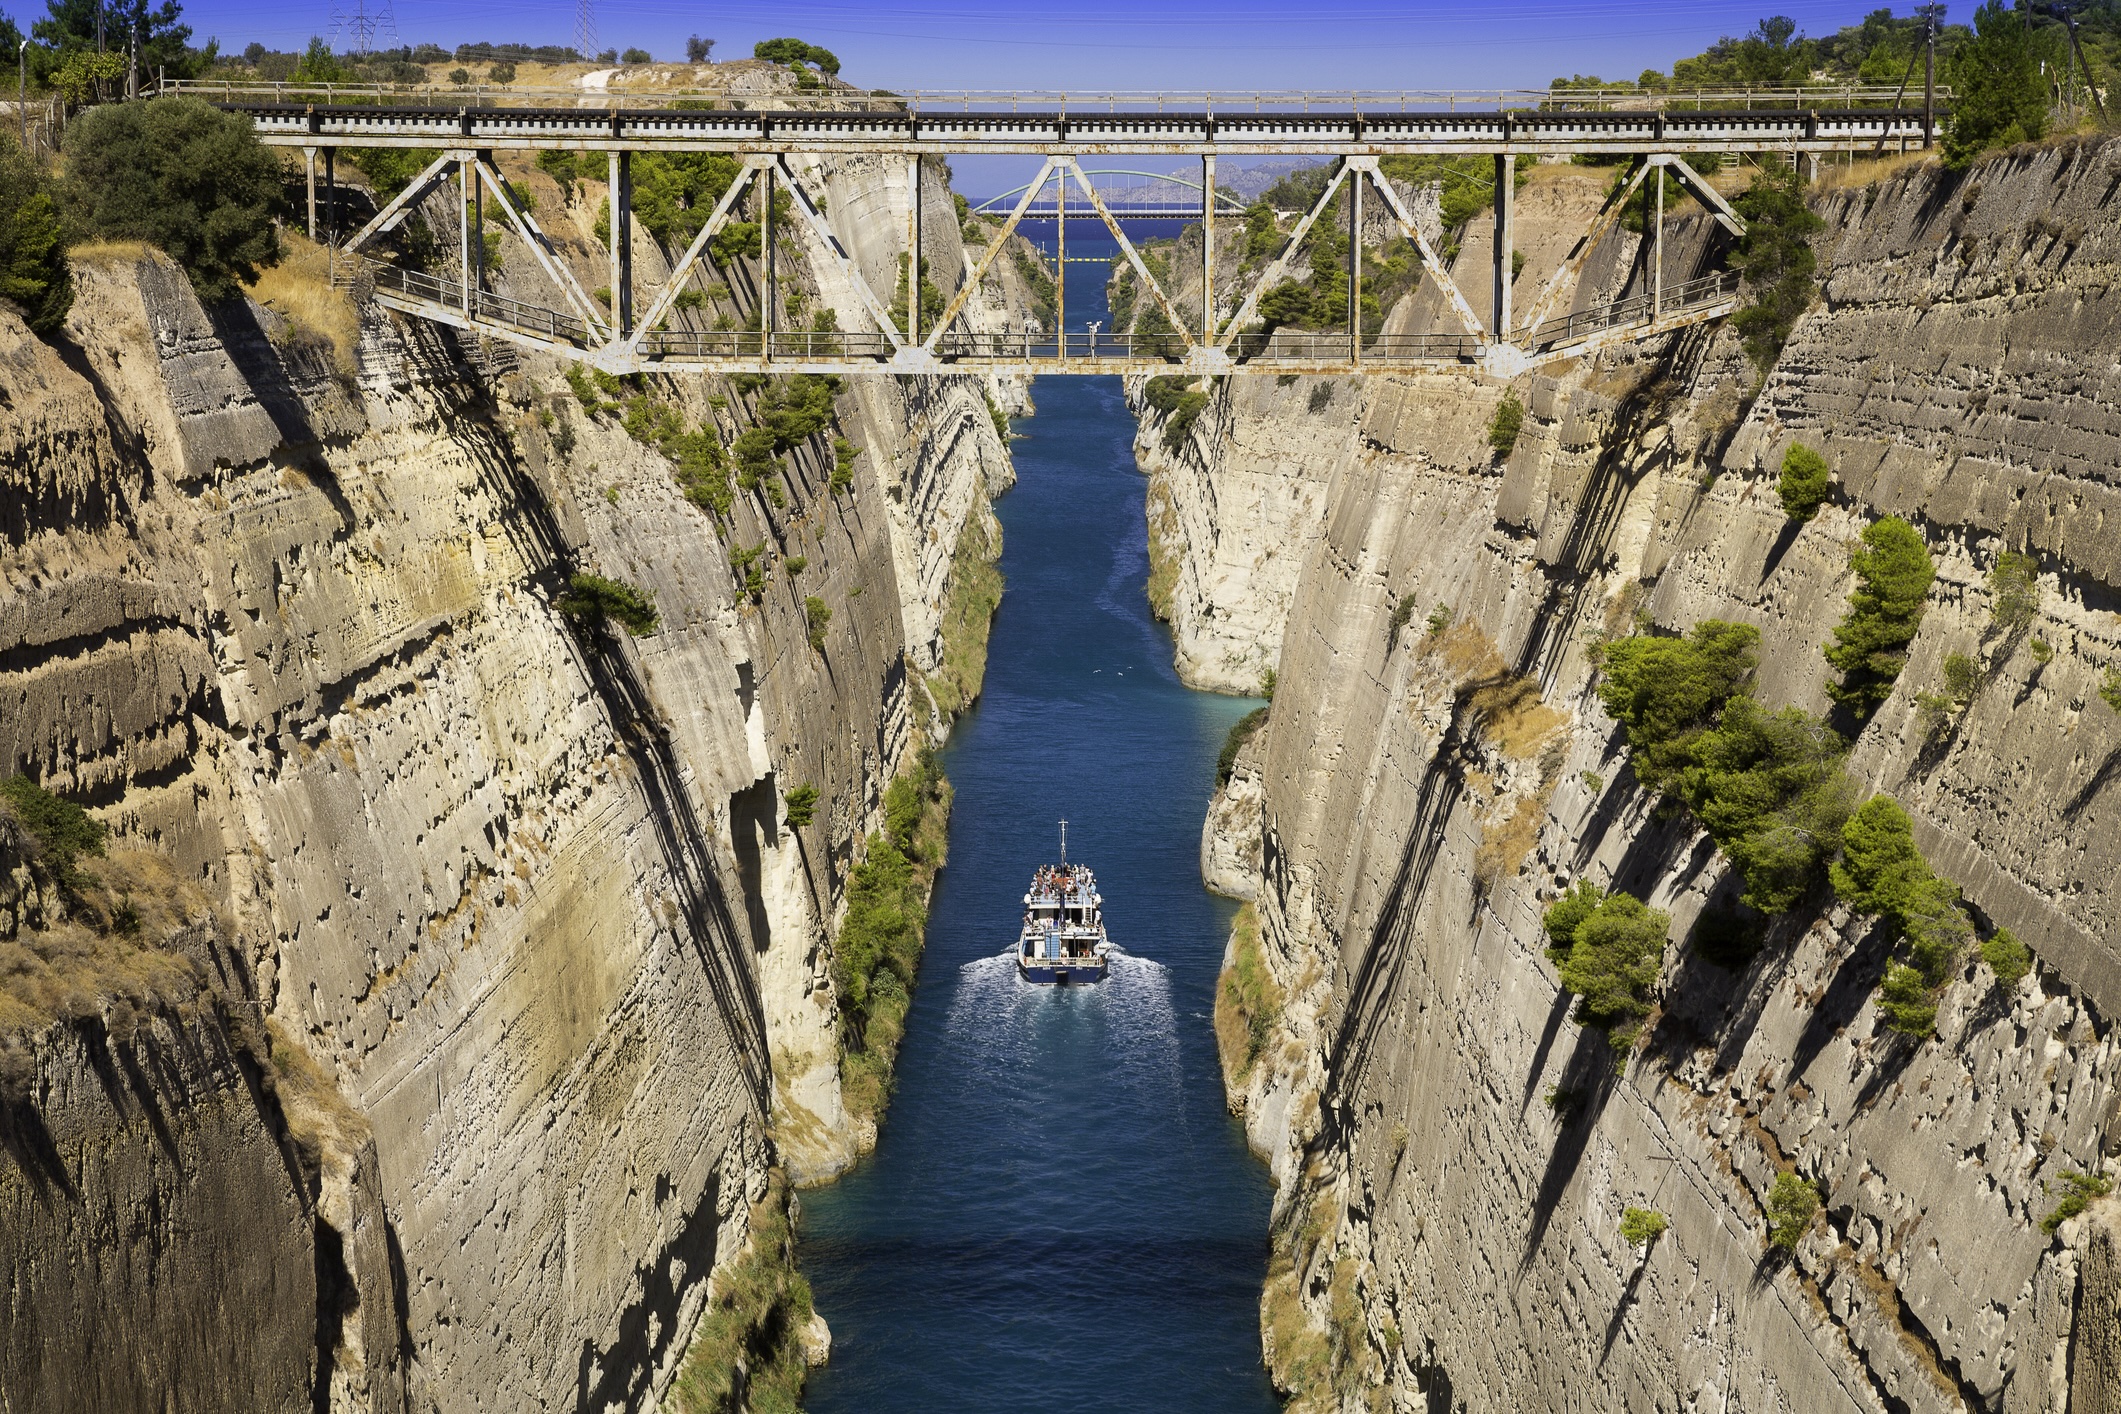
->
[[1188, 147, 2121, 1411], [0, 135, 1017, 1413]]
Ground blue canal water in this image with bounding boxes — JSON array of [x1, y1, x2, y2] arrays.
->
[[798, 234, 1281, 1414]]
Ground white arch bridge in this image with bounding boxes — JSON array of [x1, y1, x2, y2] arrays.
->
[[199, 85, 1940, 379]]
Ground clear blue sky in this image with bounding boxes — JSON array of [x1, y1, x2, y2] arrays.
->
[[174, 0, 1902, 90]]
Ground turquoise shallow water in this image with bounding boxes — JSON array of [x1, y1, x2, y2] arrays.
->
[[798, 239, 1280, 1414]]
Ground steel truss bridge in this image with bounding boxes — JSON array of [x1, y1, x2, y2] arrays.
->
[[212, 86, 1940, 380]]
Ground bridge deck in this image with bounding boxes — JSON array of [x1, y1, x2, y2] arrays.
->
[[231, 101, 1930, 156]]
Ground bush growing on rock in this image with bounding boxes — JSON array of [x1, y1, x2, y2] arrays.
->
[[1824, 516, 1935, 716], [2040, 1171, 2113, 1237], [65, 97, 288, 302], [1544, 885, 1668, 1049], [0, 137, 72, 336], [1620, 1206, 1667, 1248], [1766, 1172, 1821, 1251], [1487, 391, 1525, 457], [555, 571, 659, 635], [1728, 163, 1824, 371], [1776, 443, 1831, 523], [783, 784, 819, 829], [1678, 697, 1855, 912], [1832, 795, 1975, 1036], [1216, 707, 1269, 787], [1143, 374, 1210, 453], [1597, 620, 1759, 794], [0, 774, 107, 888], [1980, 928, 2030, 987], [804, 595, 832, 652], [1988, 551, 2041, 634]]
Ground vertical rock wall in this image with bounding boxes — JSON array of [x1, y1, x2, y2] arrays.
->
[[0, 141, 1020, 1412], [1181, 149, 2121, 1410]]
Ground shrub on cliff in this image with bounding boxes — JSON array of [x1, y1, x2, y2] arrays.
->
[[1777, 443, 1831, 523], [64, 97, 288, 303], [1943, 2, 2051, 171], [1766, 1172, 1821, 1251], [835, 757, 949, 1119], [1216, 707, 1269, 788], [1824, 516, 1935, 716], [1215, 903, 1282, 1083], [1988, 551, 2041, 634], [804, 595, 831, 652], [1620, 1206, 1667, 1248], [554, 571, 659, 636], [1144, 374, 1210, 453], [0, 138, 72, 337], [1832, 794, 1975, 1036], [1597, 619, 1759, 794], [1487, 391, 1525, 457], [1679, 697, 1855, 912], [0, 774, 107, 887], [1980, 928, 2030, 987], [1728, 163, 1823, 372], [2040, 1171, 2113, 1237], [1547, 886, 1669, 1049], [783, 784, 819, 830]]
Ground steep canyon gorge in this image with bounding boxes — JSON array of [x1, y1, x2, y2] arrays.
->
[[1164, 147, 2121, 1411]]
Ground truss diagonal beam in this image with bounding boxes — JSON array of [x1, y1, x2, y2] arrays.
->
[[774, 156, 909, 354], [1515, 156, 1651, 337], [1217, 159, 1351, 353], [472, 155, 612, 343], [625, 157, 767, 354], [1662, 156, 1744, 235], [1062, 158, 1194, 355], [1354, 158, 1487, 344], [924, 157, 1057, 354], [345, 150, 460, 254]]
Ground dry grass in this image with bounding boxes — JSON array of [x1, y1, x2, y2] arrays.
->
[[1143, 484, 1181, 623], [66, 238, 153, 265], [1474, 793, 1547, 895], [1813, 149, 1933, 192], [244, 233, 361, 374], [1430, 622, 1569, 760]]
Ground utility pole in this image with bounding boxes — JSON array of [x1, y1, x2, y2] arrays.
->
[[18, 41, 27, 151], [2045, 0, 2110, 126], [1916, 3, 1945, 149]]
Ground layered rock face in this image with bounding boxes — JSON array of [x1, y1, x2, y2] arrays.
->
[[1, 142, 1016, 1411], [1186, 149, 2121, 1410]]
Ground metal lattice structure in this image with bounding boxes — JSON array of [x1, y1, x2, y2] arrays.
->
[[217, 89, 1940, 378]]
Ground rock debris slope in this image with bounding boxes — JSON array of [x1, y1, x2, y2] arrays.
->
[[0, 143, 1026, 1411], [1178, 152, 2121, 1410]]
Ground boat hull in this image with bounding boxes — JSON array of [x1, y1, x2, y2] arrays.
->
[[1017, 956, 1108, 985]]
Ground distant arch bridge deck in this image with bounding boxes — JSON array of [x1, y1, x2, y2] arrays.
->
[[184, 83, 1942, 378]]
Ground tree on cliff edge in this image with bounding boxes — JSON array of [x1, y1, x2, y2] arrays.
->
[[0, 137, 73, 336], [1943, 1, 2051, 171], [63, 97, 286, 303]]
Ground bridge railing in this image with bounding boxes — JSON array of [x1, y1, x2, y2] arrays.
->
[[1526, 270, 1742, 351], [163, 77, 1941, 116]]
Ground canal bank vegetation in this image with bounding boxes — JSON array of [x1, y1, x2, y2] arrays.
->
[[834, 748, 952, 1123], [666, 1169, 817, 1414], [926, 507, 1004, 721], [1214, 903, 1283, 1087]]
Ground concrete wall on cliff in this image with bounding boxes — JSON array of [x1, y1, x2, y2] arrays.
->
[[1178, 150, 2121, 1411], [0, 132, 1018, 1412]]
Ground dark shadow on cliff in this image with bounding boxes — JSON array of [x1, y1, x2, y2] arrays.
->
[[574, 1171, 721, 1414], [412, 321, 771, 1116], [1786, 920, 1895, 1086], [0, 1093, 75, 1201], [1320, 749, 1464, 1118], [1517, 1023, 1620, 1279], [1512, 324, 1718, 690], [1519, 991, 1575, 1116], [1600, 1254, 1650, 1364]]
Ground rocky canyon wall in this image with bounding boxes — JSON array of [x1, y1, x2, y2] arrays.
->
[[1179, 149, 2121, 1411], [0, 137, 1019, 1412]]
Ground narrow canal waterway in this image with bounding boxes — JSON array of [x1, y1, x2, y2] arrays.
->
[[799, 236, 1281, 1414]]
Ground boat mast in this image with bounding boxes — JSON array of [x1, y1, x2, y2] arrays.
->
[[1059, 818, 1067, 865]]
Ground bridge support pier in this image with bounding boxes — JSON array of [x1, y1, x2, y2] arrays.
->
[[608, 150, 633, 337], [304, 145, 317, 240], [1491, 153, 1514, 343]]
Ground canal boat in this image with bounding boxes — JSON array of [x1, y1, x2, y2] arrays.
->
[[1016, 822, 1110, 984]]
